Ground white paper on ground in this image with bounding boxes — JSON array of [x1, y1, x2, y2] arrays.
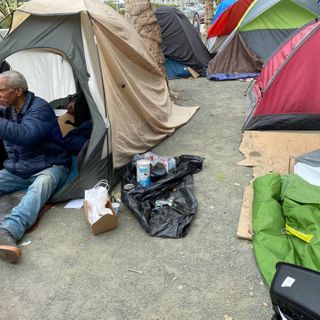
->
[[64, 198, 84, 209]]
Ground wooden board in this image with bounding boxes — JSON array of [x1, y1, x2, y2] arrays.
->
[[187, 66, 200, 78], [237, 131, 320, 240]]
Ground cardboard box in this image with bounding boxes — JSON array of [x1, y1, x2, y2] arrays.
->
[[57, 113, 75, 137], [83, 200, 118, 235]]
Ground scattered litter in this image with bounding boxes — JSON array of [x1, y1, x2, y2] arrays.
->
[[20, 239, 32, 246], [133, 152, 176, 174], [112, 192, 121, 201], [172, 276, 178, 282], [155, 196, 174, 208], [263, 302, 268, 307], [122, 154, 204, 238], [233, 182, 240, 186], [224, 315, 233, 320], [215, 175, 226, 181], [239, 78, 253, 82], [128, 269, 143, 274], [249, 291, 254, 296], [111, 202, 121, 216], [64, 198, 84, 209], [178, 285, 183, 290], [210, 206, 214, 209]]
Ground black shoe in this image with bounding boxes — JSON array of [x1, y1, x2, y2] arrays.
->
[[0, 228, 21, 263]]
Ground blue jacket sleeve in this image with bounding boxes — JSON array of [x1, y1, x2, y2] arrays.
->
[[0, 104, 54, 147]]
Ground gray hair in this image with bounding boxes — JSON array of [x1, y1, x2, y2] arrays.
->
[[0, 70, 28, 93]]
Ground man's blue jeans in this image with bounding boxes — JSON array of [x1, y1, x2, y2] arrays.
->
[[0, 165, 69, 241]]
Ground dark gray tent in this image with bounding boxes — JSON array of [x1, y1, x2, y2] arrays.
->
[[155, 6, 211, 76]]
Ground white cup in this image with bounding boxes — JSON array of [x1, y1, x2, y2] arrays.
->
[[112, 202, 121, 216]]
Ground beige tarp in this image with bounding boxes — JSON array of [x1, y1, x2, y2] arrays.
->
[[17, 0, 87, 15], [17, 0, 198, 168]]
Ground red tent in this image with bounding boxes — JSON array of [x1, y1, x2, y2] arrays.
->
[[244, 19, 320, 130], [208, 0, 253, 38]]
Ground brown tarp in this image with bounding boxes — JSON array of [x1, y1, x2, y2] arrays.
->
[[207, 32, 263, 75]]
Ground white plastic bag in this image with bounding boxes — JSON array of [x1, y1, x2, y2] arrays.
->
[[84, 180, 112, 225]]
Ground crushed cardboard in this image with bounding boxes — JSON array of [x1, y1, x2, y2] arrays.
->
[[237, 131, 320, 240]]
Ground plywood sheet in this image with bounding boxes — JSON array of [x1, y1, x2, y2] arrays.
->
[[237, 131, 320, 240]]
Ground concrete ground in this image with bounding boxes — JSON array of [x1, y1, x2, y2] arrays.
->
[[0, 78, 273, 320]]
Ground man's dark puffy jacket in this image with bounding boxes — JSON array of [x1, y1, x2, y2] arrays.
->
[[0, 92, 71, 178]]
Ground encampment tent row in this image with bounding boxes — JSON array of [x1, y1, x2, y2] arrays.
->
[[0, 0, 198, 202], [207, 0, 320, 80]]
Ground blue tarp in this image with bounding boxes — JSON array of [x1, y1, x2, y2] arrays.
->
[[164, 57, 191, 80], [207, 72, 259, 81]]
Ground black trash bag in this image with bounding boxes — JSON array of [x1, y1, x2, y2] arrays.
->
[[121, 155, 204, 238]]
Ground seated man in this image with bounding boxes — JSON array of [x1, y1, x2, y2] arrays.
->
[[0, 70, 71, 263]]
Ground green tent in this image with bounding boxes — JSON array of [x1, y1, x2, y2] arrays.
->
[[252, 173, 320, 285]]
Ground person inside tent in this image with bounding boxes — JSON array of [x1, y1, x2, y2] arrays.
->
[[0, 70, 71, 263], [60, 91, 92, 157]]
